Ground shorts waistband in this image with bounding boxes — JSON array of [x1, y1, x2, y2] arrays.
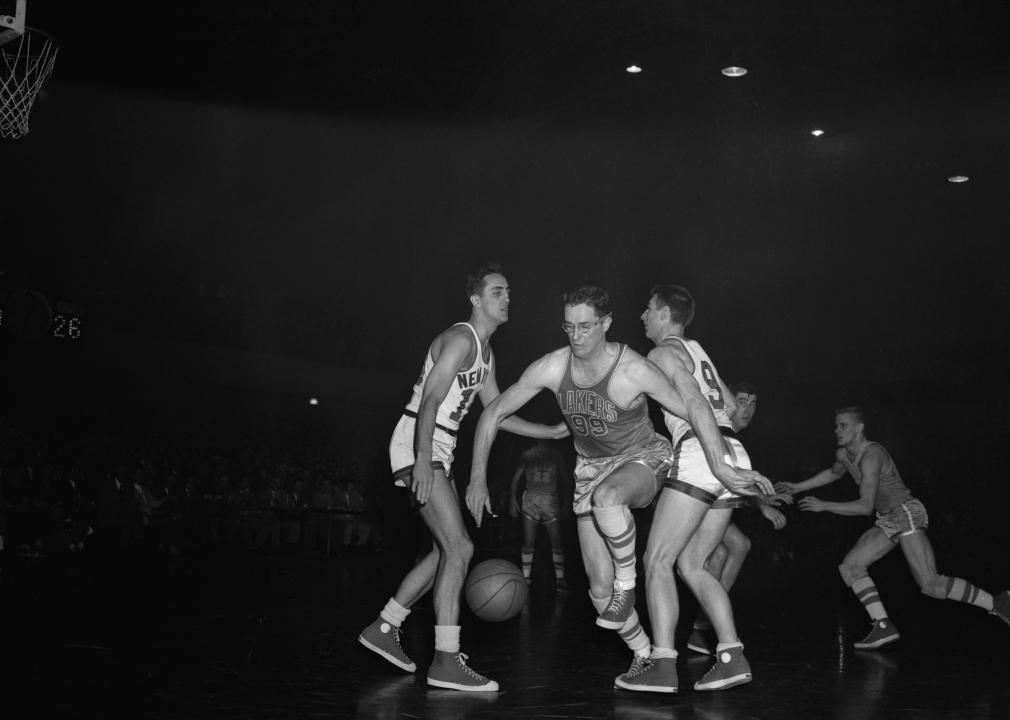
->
[[403, 409, 458, 437], [676, 426, 737, 450]]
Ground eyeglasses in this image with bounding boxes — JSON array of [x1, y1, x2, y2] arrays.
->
[[561, 316, 609, 336]]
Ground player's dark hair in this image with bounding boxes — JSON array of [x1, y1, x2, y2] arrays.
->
[[650, 284, 695, 328], [563, 285, 611, 318], [466, 262, 505, 298], [835, 405, 866, 427], [731, 381, 758, 396]]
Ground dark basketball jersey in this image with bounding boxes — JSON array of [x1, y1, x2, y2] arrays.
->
[[841, 441, 913, 514], [555, 345, 657, 459], [522, 447, 560, 496]]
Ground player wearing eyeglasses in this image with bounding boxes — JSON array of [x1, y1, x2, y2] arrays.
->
[[468, 285, 772, 689]]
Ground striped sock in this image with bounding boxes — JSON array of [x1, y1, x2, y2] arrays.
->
[[943, 577, 993, 611], [521, 546, 534, 580], [591, 591, 650, 656], [552, 550, 565, 580], [593, 505, 636, 590], [851, 576, 888, 620]]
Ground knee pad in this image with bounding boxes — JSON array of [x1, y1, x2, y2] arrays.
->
[[838, 563, 868, 587], [921, 574, 952, 600]]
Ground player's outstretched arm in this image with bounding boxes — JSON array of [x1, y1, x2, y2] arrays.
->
[[799, 449, 879, 516], [479, 362, 570, 440], [776, 458, 846, 496], [468, 353, 561, 527]]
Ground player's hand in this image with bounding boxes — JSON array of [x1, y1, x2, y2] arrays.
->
[[549, 422, 570, 440], [715, 464, 775, 496], [412, 461, 434, 505], [510, 497, 520, 518], [798, 496, 826, 512], [466, 481, 492, 527], [760, 504, 787, 530], [774, 481, 798, 495], [763, 492, 795, 506]]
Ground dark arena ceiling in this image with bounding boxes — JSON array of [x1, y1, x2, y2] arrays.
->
[[4, 0, 1010, 409]]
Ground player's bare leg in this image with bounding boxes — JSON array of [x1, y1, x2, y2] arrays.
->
[[692, 521, 751, 655], [544, 517, 566, 592], [415, 471, 497, 691], [839, 527, 900, 649], [678, 506, 752, 690], [679, 507, 738, 644], [899, 529, 1007, 625], [520, 514, 538, 585], [715, 523, 751, 592], [615, 488, 708, 693]]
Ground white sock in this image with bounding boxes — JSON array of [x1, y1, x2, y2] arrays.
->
[[380, 597, 410, 627], [434, 625, 461, 653]]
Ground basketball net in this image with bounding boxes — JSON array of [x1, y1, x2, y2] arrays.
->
[[0, 28, 57, 139]]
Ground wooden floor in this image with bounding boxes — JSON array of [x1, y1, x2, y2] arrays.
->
[[3, 539, 1009, 720]]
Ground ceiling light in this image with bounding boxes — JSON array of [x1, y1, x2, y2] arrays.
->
[[626, 65, 642, 74], [811, 129, 824, 137], [721, 66, 747, 77], [947, 175, 969, 183]]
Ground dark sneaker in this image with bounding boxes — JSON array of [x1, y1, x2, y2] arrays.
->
[[615, 656, 677, 693], [358, 617, 416, 672], [694, 644, 752, 691], [426, 651, 499, 692], [596, 586, 636, 629], [990, 590, 1010, 628], [853, 619, 900, 650], [687, 627, 716, 656]]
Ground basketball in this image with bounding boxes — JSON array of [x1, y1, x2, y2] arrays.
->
[[465, 559, 527, 622]]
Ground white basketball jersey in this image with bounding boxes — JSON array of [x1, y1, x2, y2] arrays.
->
[[404, 322, 492, 431], [660, 336, 733, 447]]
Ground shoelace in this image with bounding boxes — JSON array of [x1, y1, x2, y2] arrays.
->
[[607, 589, 631, 614], [456, 653, 487, 681], [626, 656, 651, 678]]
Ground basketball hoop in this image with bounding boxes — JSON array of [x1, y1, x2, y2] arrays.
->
[[0, 0, 58, 139]]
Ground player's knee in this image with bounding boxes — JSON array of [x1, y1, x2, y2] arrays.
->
[[921, 574, 949, 599], [675, 552, 707, 580], [706, 543, 728, 569], [591, 483, 621, 508], [726, 533, 751, 558], [838, 562, 866, 586], [643, 545, 676, 574], [442, 534, 473, 563]]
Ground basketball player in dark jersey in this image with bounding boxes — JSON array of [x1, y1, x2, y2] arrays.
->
[[510, 438, 569, 592], [777, 407, 1010, 649], [358, 263, 567, 692], [468, 285, 772, 687]]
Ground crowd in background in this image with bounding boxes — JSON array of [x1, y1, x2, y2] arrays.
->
[[0, 409, 395, 562]]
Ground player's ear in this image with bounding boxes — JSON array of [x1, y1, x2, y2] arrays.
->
[[602, 314, 613, 332], [470, 293, 481, 309]]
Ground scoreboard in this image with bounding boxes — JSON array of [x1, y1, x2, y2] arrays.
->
[[0, 290, 86, 342]]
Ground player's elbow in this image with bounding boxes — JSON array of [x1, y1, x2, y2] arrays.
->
[[856, 502, 874, 516]]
